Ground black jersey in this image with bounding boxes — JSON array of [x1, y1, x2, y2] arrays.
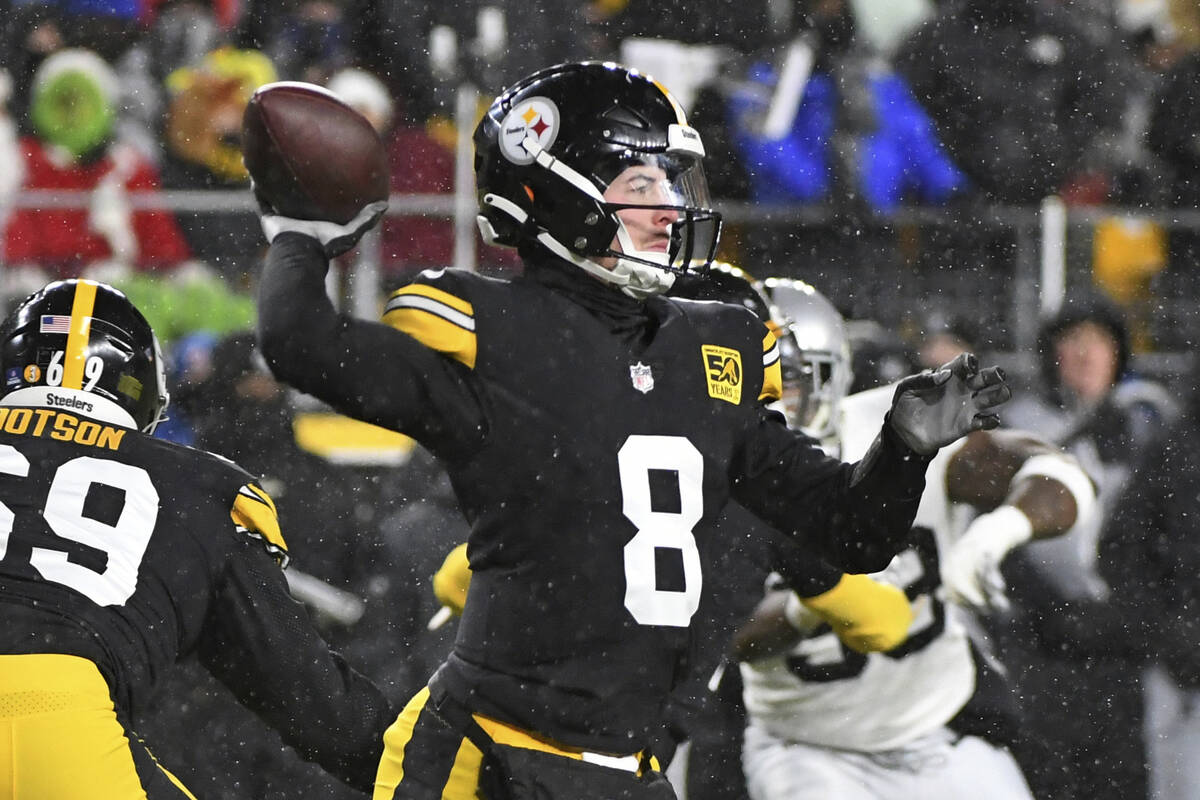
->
[[0, 404, 393, 789], [259, 235, 930, 752]]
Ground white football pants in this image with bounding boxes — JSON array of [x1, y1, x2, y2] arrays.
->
[[743, 723, 1033, 800]]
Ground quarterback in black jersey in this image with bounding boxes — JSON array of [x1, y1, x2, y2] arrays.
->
[[253, 62, 1010, 799], [0, 279, 395, 798]]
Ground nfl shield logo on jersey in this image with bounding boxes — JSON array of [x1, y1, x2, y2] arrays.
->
[[630, 362, 654, 394]]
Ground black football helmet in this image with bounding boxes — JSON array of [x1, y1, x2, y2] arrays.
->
[[670, 261, 773, 324], [474, 61, 722, 298], [0, 279, 169, 433]]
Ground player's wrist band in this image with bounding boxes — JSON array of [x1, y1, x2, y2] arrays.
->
[[967, 505, 1034, 553], [1011, 453, 1097, 530]]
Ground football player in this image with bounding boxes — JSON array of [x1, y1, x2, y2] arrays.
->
[[734, 279, 1097, 800], [252, 61, 1010, 800], [0, 279, 395, 798]]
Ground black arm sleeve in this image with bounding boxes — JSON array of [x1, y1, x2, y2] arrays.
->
[[734, 408, 931, 574], [196, 543, 396, 793], [257, 232, 487, 460]]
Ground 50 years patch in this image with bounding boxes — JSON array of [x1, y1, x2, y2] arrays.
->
[[701, 345, 742, 404]]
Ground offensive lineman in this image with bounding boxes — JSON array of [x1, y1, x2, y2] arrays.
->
[[0, 279, 395, 798], [735, 279, 1096, 800], [252, 61, 1010, 799]]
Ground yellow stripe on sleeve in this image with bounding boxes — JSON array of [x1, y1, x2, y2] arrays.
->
[[390, 284, 473, 316], [382, 284, 477, 368], [759, 330, 782, 403], [63, 280, 98, 390], [230, 483, 289, 564]]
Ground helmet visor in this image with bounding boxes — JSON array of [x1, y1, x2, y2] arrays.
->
[[601, 153, 722, 273]]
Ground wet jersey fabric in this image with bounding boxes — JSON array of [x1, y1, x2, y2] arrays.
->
[[258, 235, 931, 754], [0, 405, 393, 790]]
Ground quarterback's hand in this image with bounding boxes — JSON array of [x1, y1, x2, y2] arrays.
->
[[428, 542, 471, 630], [257, 191, 387, 259], [941, 505, 1033, 613], [887, 353, 1011, 455], [795, 574, 914, 653]]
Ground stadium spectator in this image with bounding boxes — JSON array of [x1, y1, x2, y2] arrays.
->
[[1099, 378, 1200, 800], [159, 46, 277, 281], [1, 0, 141, 126], [894, 0, 1124, 206], [723, 0, 966, 215], [3, 48, 191, 274], [1146, 10, 1200, 348], [990, 291, 1178, 799], [912, 310, 980, 372]]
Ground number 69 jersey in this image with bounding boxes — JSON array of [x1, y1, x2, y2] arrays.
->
[[741, 385, 975, 752], [0, 404, 392, 779]]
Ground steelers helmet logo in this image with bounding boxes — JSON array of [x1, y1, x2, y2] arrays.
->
[[498, 96, 559, 165], [23, 364, 41, 383]]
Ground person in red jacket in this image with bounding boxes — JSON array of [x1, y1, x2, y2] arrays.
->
[[3, 48, 190, 274]]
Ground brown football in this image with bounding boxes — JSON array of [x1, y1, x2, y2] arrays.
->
[[242, 81, 389, 224]]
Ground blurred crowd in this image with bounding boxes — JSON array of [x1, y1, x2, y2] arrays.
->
[[0, 0, 1197, 340], [1, 0, 1199, 797]]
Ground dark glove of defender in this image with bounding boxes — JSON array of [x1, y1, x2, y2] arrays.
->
[[255, 182, 387, 258], [887, 352, 1011, 455]]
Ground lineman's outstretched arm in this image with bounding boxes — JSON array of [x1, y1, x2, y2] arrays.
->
[[257, 232, 485, 456], [197, 540, 397, 792], [941, 430, 1097, 611]]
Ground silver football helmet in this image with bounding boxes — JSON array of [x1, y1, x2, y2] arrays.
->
[[758, 277, 852, 442]]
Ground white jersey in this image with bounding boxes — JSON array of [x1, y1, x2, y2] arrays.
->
[[741, 384, 976, 752]]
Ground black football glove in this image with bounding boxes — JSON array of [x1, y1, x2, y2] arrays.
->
[[887, 352, 1011, 455], [256, 184, 387, 259]]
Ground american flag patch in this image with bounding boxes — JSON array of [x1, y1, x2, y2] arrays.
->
[[39, 315, 71, 333]]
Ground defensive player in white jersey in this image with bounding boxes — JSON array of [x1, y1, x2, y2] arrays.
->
[[733, 280, 1098, 800]]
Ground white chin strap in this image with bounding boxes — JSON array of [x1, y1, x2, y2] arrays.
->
[[535, 231, 675, 299], [481, 191, 676, 300], [610, 223, 677, 298]]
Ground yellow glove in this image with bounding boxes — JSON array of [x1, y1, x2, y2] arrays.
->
[[794, 574, 913, 653], [429, 543, 472, 629]]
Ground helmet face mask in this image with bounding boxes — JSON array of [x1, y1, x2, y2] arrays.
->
[[475, 62, 722, 298], [760, 278, 853, 443], [0, 279, 169, 433]]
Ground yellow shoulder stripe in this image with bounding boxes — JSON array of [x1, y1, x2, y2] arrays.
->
[[390, 283, 473, 315], [759, 329, 782, 403], [382, 284, 477, 368], [231, 483, 289, 565]]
